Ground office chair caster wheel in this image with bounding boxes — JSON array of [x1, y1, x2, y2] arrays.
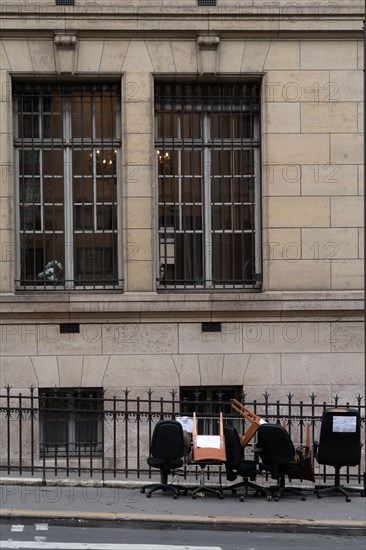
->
[[301, 496, 306, 501], [239, 496, 245, 502], [146, 492, 151, 498], [218, 494, 224, 500], [140, 488, 145, 494], [173, 494, 178, 499], [346, 497, 351, 502], [274, 496, 279, 502]]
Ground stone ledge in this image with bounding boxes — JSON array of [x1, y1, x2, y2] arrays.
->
[[0, 291, 363, 321]]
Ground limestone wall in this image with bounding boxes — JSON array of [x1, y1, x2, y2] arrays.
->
[[0, 4, 364, 402]]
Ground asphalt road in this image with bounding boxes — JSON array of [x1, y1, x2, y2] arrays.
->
[[1, 522, 365, 550]]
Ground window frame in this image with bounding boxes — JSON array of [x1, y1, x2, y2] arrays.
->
[[39, 388, 104, 458], [155, 81, 262, 291], [13, 82, 122, 291]]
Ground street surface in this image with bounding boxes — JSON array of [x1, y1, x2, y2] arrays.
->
[[0, 522, 365, 550]]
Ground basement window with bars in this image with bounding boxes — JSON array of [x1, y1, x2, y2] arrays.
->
[[39, 388, 103, 457], [14, 82, 121, 290], [180, 387, 242, 434], [155, 82, 261, 290]]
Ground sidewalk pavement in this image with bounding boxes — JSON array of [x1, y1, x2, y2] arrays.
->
[[0, 477, 365, 536]]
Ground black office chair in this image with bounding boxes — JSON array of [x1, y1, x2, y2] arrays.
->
[[314, 408, 365, 501], [140, 420, 186, 499], [255, 424, 307, 501], [223, 424, 271, 501]]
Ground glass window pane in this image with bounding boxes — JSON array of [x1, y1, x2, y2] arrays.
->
[[96, 150, 116, 176], [158, 177, 175, 203], [44, 150, 63, 176], [159, 204, 176, 229], [43, 178, 63, 203], [20, 234, 65, 283], [44, 205, 64, 231], [74, 205, 94, 230], [19, 114, 39, 139], [74, 178, 94, 202], [19, 178, 41, 204], [157, 149, 176, 176], [96, 177, 116, 202], [175, 233, 203, 283], [182, 150, 201, 175], [212, 205, 232, 231], [95, 95, 116, 139], [182, 205, 202, 230], [212, 150, 231, 176], [43, 114, 62, 139], [182, 177, 202, 203], [156, 111, 178, 139], [72, 95, 92, 138], [73, 150, 93, 177], [20, 205, 41, 231], [19, 150, 40, 176], [97, 205, 117, 230], [74, 233, 117, 283], [181, 113, 201, 139]]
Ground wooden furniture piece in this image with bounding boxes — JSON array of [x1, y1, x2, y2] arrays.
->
[[190, 412, 226, 498], [230, 399, 267, 447]]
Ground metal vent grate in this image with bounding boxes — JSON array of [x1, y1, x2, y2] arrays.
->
[[56, 0, 75, 5], [198, 0, 217, 6], [202, 322, 222, 332], [60, 323, 80, 334]]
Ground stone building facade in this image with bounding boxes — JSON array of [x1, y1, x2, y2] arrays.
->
[[0, 0, 364, 416]]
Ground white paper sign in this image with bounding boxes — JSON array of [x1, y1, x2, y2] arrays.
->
[[332, 416, 357, 433], [196, 435, 221, 449], [176, 416, 194, 433]]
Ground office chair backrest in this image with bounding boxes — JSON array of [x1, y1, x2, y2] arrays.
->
[[224, 425, 244, 468], [257, 424, 295, 465], [150, 420, 185, 461], [317, 408, 361, 467]]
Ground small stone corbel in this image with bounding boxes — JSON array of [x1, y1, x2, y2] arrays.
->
[[54, 33, 78, 74], [197, 35, 220, 75], [197, 35, 220, 50], [54, 34, 78, 49]]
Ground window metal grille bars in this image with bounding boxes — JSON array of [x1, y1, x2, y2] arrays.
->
[[155, 82, 261, 290], [14, 83, 122, 290]]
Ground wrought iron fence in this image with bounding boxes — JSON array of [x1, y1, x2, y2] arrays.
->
[[0, 386, 364, 487]]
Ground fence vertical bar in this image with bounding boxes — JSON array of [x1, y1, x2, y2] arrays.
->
[[53, 388, 58, 477], [113, 395, 117, 478], [136, 396, 141, 478], [30, 386, 35, 476], [124, 389, 130, 479], [101, 390, 105, 481], [40, 392, 46, 485], [6, 386, 11, 475], [65, 392, 70, 477], [18, 393, 22, 476]]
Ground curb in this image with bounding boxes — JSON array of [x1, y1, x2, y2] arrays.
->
[[0, 477, 143, 489], [1, 509, 365, 537]]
